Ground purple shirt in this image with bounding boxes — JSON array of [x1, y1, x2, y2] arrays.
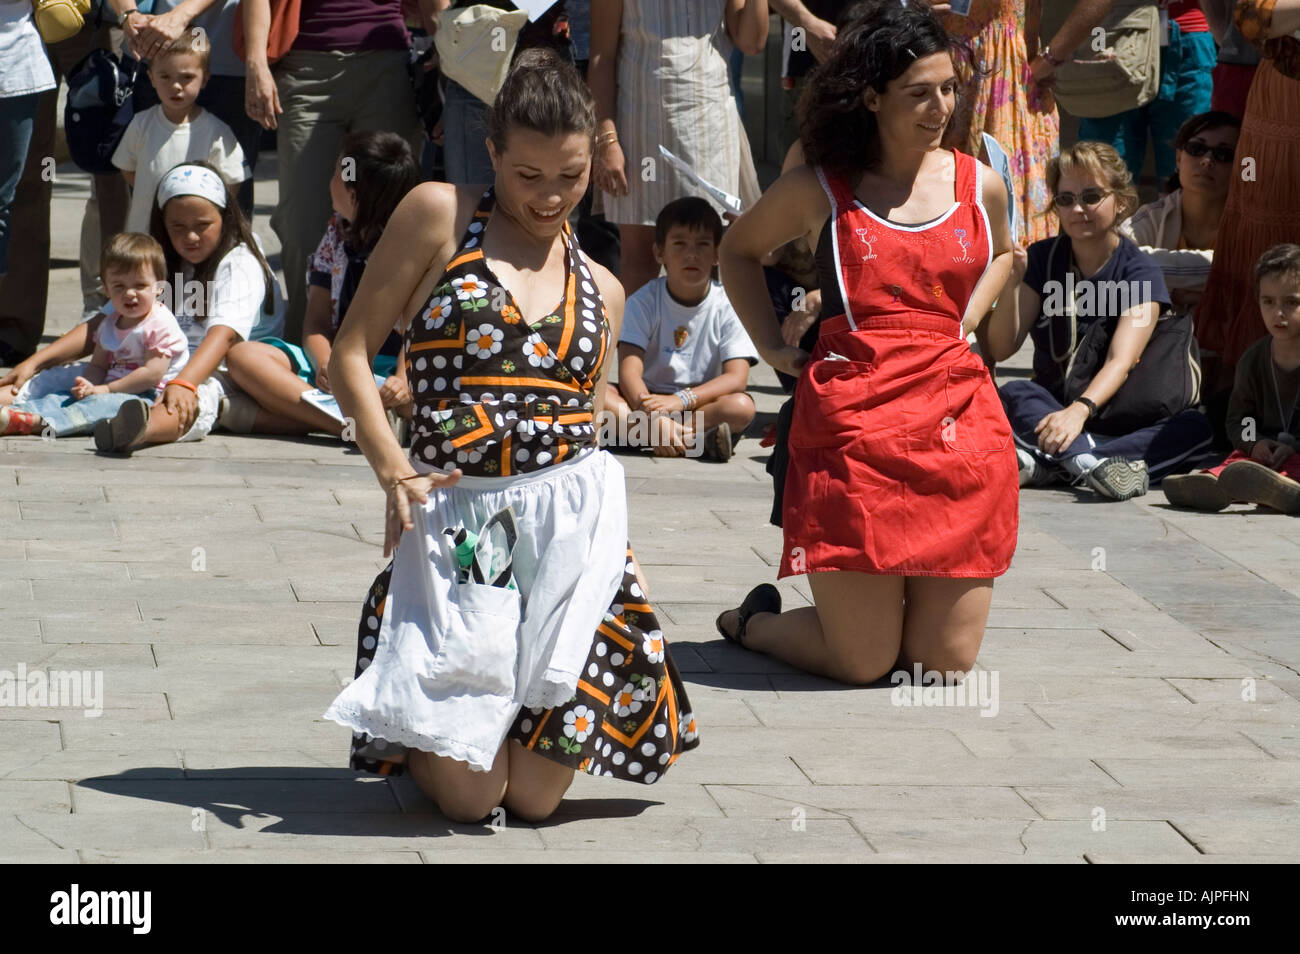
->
[[292, 0, 410, 52]]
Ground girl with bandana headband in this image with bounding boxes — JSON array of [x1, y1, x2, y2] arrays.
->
[[88, 161, 287, 452]]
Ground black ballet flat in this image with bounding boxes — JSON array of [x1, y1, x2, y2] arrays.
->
[[716, 583, 782, 647]]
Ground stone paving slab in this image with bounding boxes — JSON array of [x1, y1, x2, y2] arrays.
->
[[2, 163, 1298, 863]]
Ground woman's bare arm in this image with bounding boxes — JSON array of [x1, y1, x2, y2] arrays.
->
[[718, 164, 829, 367], [725, 0, 770, 56], [1079, 300, 1161, 410], [588, 259, 626, 430], [329, 182, 459, 488], [963, 164, 1015, 337]]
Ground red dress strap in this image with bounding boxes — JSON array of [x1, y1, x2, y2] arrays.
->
[[814, 164, 858, 215], [954, 149, 980, 206]]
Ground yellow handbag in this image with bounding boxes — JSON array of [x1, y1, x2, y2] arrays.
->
[[33, 0, 93, 45]]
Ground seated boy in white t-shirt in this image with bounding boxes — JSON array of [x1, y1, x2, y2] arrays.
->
[[112, 35, 247, 233], [604, 197, 758, 461]]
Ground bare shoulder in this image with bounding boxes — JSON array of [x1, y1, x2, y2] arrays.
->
[[977, 160, 1009, 207], [587, 257, 625, 316]]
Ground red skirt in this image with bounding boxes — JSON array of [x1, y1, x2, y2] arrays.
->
[[779, 314, 1019, 579]]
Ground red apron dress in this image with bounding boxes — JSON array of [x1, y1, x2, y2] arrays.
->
[[779, 151, 1019, 579]]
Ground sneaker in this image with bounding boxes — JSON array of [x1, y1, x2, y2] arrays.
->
[[93, 398, 150, 453], [1162, 471, 1231, 512], [1016, 447, 1053, 487], [1084, 457, 1149, 501], [703, 422, 733, 462], [1217, 459, 1300, 514]]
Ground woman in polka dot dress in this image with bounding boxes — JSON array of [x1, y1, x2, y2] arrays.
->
[[322, 50, 699, 824]]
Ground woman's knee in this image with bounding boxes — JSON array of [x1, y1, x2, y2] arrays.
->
[[502, 786, 567, 824], [825, 650, 896, 686]]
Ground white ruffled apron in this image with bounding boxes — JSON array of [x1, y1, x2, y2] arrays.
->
[[324, 448, 629, 771]]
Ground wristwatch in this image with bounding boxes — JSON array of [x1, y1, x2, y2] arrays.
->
[[1073, 396, 1098, 418]]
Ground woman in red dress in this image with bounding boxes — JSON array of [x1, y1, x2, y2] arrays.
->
[[717, 0, 1019, 684]]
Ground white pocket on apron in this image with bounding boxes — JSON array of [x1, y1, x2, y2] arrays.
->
[[425, 581, 522, 698]]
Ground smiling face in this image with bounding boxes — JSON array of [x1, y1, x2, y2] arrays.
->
[[1054, 169, 1120, 243], [162, 195, 224, 266], [149, 51, 206, 119], [1175, 124, 1239, 199], [104, 264, 160, 321], [1259, 272, 1300, 344], [486, 127, 592, 239], [863, 52, 957, 152]]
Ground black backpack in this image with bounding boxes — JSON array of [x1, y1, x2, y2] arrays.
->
[[63, 47, 141, 175]]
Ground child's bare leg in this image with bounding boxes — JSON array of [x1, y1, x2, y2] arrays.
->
[[693, 392, 756, 435], [227, 342, 343, 435], [130, 402, 187, 448], [0, 388, 16, 407]]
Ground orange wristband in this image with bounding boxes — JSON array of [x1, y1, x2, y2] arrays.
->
[[167, 378, 199, 394]]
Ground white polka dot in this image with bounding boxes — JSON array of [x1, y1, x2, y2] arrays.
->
[[610, 652, 624, 666], [481, 392, 495, 403], [423, 444, 438, 459], [571, 356, 584, 371], [520, 718, 532, 733], [625, 561, 635, 574], [358, 657, 370, 669], [595, 643, 607, 657], [567, 398, 580, 406], [645, 771, 658, 783], [541, 434, 553, 445], [658, 752, 671, 764], [536, 451, 552, 465], [629, 583, 643, 598], [453, 356, 463, 369], [583, 321, 598, 333], [578, 337, 592, 353], [417, 379, 428, 392], [367, 615, 379, 630], [601, 672, 614, 687], [415, 357, 427, 371], [460, 393, 474, 403], [442, 440, 455, 453], [452, 378, 461, 389], [433, 355, 447, 369], [628, 762, 642, 775], [469, 221, 483, 233], [641, 742, 656, 756], [612, 752, 625, 765], [516, 447, 530, 461], [654, 723, 667, 738], [602, 743, 611, 757], [582, 281, 595, 294], [588, 663, 599, 678], [502, 392, 517, 403], [465, 237, 478, 248], [525, 393, 537, 403]]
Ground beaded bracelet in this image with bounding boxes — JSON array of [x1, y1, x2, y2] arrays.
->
[[675, 387, 697, 410], [166, 378, 199, 394]]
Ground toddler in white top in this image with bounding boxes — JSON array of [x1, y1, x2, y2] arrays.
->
[[112, 34, 246, 233], [0, 233, 188, 437]]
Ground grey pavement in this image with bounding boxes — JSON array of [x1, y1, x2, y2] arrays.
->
[[1, 161, 1298, 863]]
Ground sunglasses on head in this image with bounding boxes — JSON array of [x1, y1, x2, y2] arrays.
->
[[1052, 188, 1111, 209], [1181, 139, 1235, 163]]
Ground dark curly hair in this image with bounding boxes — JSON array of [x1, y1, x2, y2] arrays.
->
[[797, 0, 974, 176]]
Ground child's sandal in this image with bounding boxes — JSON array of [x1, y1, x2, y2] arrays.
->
[[0, 407, 42, 436], [716, 583, 781, 648]]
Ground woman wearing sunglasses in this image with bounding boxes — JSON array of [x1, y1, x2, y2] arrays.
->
[[987, 141, 1214, 500], [1120, 112, 1242, 320]]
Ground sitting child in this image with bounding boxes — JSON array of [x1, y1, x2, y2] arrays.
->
[[603, 196, 758, 460], [113, 34, 246, 234], [0, 233, 187, 436], [1164, 243, 1300, 513], [224, 131, 419, 437]]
